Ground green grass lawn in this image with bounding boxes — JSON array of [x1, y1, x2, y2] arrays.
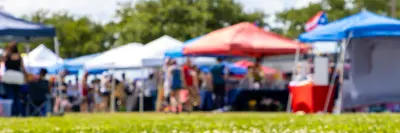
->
[[0, 113, 399, 133]]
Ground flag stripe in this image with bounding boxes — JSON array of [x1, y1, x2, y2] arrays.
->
[[304, 11, 328, 32]]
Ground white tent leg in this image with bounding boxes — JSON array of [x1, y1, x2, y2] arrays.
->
[[52, 37, 66, 114], [286, 44, 301, 113], [323, 34, 351, 113], [24, 43, 30, 67], [336, 38, 349, 114], [323, 39, 344, 113], [110, 68, 116, 113], [139, 67, 145, 113], [53, 37, 60, 57], [291, 45, 301, 80]]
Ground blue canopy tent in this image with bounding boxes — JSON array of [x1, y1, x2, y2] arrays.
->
[[0, 11, 55, 37], [164, 36, 218, 66], [62, 53, 105, 75], [299, 10, 400, 112], [165, 36, 202, 57], [0, 11, 60, 74], [299, 10, 400, 42]]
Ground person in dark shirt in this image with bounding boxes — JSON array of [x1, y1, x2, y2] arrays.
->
[[2, 42, 27, 116], [210, 57, 228, 109], [53, 70, 70, 113], [28, 68, 50, 116], [88, 78, 101, 112]]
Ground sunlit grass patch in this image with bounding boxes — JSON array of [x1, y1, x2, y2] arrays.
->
[[0, 113, 399, 133]]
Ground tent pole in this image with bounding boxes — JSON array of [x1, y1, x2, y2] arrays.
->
[[286, 44, 301, 113], [53, 37, 60, 57], [139, 67, 144, 113], [110, 68, 116, 113], [291, 45, 301, 80], [52, 37, 65, 113], [336, 36, 350, 114], [323, 39, 345, 113], [323, 33, 351, 113], [155, 67, 163, 112], [24, 43, 30, 68]]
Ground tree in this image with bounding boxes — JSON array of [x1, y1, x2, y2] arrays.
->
[[113, 0, 266, 45], [24, 10, 112, 58], [20, 0, 266, 57], [275, 0, 396, 39]]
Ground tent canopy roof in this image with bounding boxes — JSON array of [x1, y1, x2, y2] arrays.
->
[[184, 22, 309, 57], [164, 36, 202, 58], [0, 11, 56, 37], [23, 44, 63, 68], [143, 35, 183, 59], [84, 43, 145, 69], [64, 53, 101, 66], [299, 10, 400, 42], [63, 53, 102, 74]]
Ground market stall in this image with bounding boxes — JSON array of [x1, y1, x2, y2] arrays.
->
[[299, 10, 400, 112]]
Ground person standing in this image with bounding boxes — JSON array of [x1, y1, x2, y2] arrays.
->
[[79, 72, 89, 112], [168, 59, 185, 113], [159, 58, 172, 112], [253, 58, 265, 89], [182, 59, 200, 112], [189, 65, 201, 110], [100, 73, 111, 112], [53, 70, 70, 113], [2, 42, 27, 116], [209, 57, 228, 109]]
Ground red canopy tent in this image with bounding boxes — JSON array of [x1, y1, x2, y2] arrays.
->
[[234, 60, 277, 75], [183, 22, 309, 57]]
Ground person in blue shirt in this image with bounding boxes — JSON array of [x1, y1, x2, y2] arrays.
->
[[167, 59, 186, 113], [209, 57, 228, 109]]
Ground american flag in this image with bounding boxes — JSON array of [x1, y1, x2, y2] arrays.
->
[[304, 11, 328, 32]]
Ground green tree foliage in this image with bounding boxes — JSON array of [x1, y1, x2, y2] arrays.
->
[[24, 10, 112, 58], [21, 0, 265, 57], [275, 0, 397, 39], [114, 0, 266, 45]]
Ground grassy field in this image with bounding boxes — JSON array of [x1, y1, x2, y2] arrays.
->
[[0, 113, 399, 133]]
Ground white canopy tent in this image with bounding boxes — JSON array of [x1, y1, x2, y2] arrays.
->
[[143, 35, 183, 58], [84, 42, 145, 113], [142, 35, 216, 67], [23, 44, 63, 68], [84, 43, 145, 70], [141, 35, 183, 67]]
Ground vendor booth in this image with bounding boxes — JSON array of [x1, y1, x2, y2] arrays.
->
[[183, 22, 309, 57], [0, 11, 58, 116], [182, 22, 309, 112], [84, 42, 147, 112], [299, 10, 400, 111]]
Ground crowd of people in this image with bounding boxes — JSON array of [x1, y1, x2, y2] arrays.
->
[[0, 42, 290, 117]]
